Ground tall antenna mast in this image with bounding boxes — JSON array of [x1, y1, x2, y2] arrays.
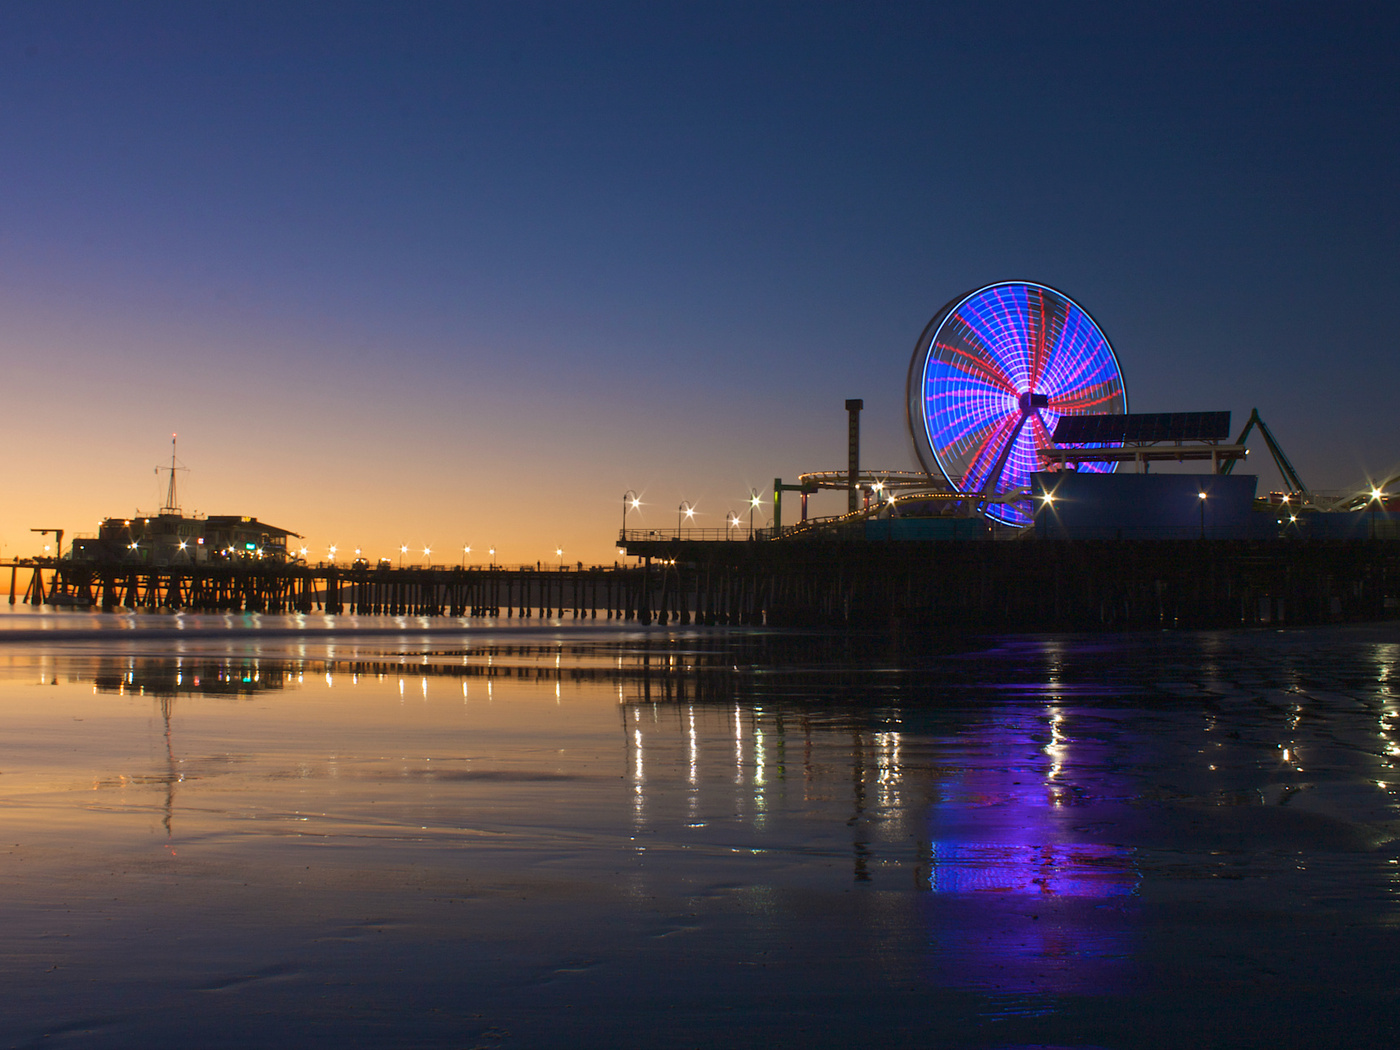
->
[[159, 433, 185, 515]]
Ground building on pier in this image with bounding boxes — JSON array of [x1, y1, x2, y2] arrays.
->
[[71, 514, 300, 566], [67, 437, 301, 566]]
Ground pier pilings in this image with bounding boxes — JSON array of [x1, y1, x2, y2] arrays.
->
[[8, 538, 1400, 631]]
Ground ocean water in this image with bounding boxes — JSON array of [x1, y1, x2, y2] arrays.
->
[[1, 609, 1398, 1048]]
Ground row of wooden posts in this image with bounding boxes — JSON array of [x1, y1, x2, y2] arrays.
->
[[15, 561, 758, 625], [9, 537, 1400, 630]]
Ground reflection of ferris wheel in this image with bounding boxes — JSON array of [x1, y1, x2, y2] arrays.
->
[[906, 281, 1127, 527]]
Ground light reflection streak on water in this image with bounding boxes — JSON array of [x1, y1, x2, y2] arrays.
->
[[874, 730, 901, 811], [687, 707, 697, 787], [754, 721, 767, 826], [686, 706, 701, 821], [734, 704, 743, 785], [1377, 643, 1396, 690], [754, 715, 765, 787], [1377, 645, 1399, 771], [1044, 705, 1065, 786], [633, 725, 646, 827]]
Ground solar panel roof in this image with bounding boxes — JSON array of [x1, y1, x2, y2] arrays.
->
[[1051, 412, 1231, 444]]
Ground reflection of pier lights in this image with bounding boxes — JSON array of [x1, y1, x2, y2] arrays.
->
[[753, 712, 767, 825], [874, 730, 902, 811], [159, 694, 177, 838], [614, 702, 913, 882], [687, 707, 699, 816], [733, 703, 744, 783], [1045, 705, 1067, 786]]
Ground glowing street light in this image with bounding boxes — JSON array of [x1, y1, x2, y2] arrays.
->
[[462, 545, 471, 568], [423, 546, 432, 565], [329, 544, 338, 562], [678, 500, 696, 534], [556, 547, 564, 569], [748, 490, 763, 538], [622, 490, 640, 537], [1197, 491, 1207, 539], [727, 511, 739, 539], [489, 547, 496, 567], [399, 544, 408, 569]]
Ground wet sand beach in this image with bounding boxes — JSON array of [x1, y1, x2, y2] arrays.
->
[[1, 611, 1397, 1048]]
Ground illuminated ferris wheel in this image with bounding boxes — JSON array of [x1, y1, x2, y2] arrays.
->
[[906, 281, 1127, 526]]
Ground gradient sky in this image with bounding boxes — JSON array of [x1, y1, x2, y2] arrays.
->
[[1, 1, 1396, 565]]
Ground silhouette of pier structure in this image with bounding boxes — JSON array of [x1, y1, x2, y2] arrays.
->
[[6, 560, 757, 625], [6, 535, 1400, 630]]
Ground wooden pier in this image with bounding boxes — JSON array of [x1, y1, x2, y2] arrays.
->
[[6, 537, 1400, 631], [10, 562, 671, 622]]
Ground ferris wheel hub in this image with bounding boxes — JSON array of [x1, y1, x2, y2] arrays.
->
[[1018, 391, 1050, 413]]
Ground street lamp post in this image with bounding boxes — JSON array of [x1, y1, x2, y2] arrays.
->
[[489, 547, 496, 567], [622, 490, 640, 538], [556, 547, 564, 570], [462, 545, 471, 568], [678, 501, 695, 536], [1198, 491, 1207, 539], [399, 544, 408, 569], [727, 511, 739, 540], [423, 546, 432, 566], [748, 490, 762, 538], [1371, 488, 1384, 540]]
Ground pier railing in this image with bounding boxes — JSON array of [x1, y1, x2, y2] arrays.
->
[[620, 528, 776, 543]]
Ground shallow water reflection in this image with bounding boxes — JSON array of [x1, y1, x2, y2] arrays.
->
[[1, 626, 1399, 1047]]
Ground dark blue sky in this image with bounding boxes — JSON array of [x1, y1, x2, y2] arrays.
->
[[1, 2, 1396, 560]]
